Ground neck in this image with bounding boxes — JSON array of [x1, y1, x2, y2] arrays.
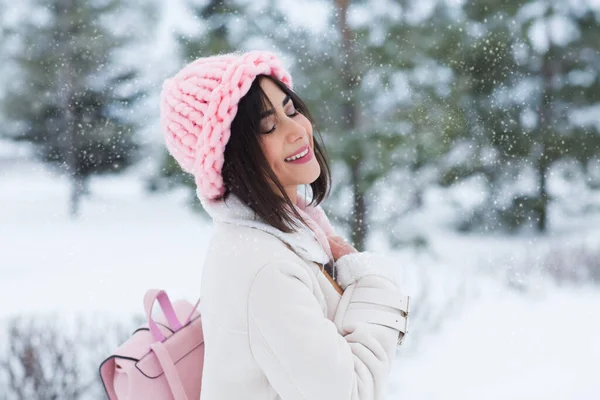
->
[[281, 185, 298, 205]]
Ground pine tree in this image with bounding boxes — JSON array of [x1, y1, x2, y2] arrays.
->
[[514, 3, 600, 231], [1, 0, 149, 216], [264, 1, 470, 249], [439, 0, 600, 233]]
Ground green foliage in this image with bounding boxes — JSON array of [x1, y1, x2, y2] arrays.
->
[[151, 0, 600, 238], [180, 0, 244, 58], [2, 0, 150, 180], [438, 1, 600, 233], [148, 151, 195, 192]]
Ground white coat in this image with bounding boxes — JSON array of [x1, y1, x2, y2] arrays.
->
[[197, 192, 409, 399]]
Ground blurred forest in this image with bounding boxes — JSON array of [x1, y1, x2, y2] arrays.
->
[[0, 0, 599, 398], [1, 0, 599, 246]]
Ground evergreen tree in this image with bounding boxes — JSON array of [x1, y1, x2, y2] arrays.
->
[[439, 0, 600, 232], [263, 1, 470, 249], [1, 0, 151, 216], [514, 2, 600, 231]]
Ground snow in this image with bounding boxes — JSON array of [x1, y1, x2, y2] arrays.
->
[[1, 153, 599, 398], [0, 160, 209, 320], [392, 282, 600, 399]]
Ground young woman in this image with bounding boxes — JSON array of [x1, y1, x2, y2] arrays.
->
[[160, 50, 410, 400]]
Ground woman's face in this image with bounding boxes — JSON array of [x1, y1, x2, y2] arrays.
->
[[258, 78, 321, 202]]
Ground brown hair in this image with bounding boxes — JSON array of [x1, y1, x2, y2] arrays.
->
[[217, 75, 332, 233]]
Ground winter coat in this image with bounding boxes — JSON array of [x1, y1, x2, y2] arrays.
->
[[197, 192, 409, 400]]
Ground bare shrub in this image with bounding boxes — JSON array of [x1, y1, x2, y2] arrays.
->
[[393, 253, 472, 355], [0, 312, 142, 400], [486, 241, 600, 291], [405, 273, 469, 348], [541, 244, 600, 286]]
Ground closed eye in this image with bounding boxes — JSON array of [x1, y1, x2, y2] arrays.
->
[[263, 109, 300, 134]]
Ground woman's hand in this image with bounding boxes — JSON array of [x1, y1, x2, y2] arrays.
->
[[327, 235, 358, 261]]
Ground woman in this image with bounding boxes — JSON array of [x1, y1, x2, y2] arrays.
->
[[160, 50, 410, 400]]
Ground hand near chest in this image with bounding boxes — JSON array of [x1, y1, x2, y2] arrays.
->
[[327, 235, 358, 261]]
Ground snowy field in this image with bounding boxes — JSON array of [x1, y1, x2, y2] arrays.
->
[[1, 155, 599, 399]]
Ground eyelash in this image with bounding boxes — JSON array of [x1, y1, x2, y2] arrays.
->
[[264, 110, 300, 134]]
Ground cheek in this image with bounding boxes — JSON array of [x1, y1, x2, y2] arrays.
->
[[299, 115, 313, 135], [260, 138, 283, 170], [297, 115, 314, 146]]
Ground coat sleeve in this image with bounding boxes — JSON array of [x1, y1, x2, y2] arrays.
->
[[247, 257, 409, 400], [334, 251, 404, 291]]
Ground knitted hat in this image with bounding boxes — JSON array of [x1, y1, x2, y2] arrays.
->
[[159, 50, 293, 202]]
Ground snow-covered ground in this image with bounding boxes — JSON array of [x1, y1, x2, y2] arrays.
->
[[1, 155, 599, 399]]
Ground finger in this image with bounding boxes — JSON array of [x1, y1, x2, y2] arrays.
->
[[329, 235, 347, 245], [328, 238, 342, 252], [328, 240, 345, 260]]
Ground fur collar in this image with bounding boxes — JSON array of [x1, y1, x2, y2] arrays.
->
[[200, 192, 335, 267]]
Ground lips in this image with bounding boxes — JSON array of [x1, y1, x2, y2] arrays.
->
[[284, 144, 309, 160]]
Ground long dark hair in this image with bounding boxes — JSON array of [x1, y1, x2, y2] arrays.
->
[[217, 74, 332, 233]]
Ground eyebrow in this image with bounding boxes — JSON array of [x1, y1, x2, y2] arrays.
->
[[260, 95, 291, 119]]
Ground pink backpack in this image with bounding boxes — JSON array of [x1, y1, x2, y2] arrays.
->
[[99, 289, 204, 399]]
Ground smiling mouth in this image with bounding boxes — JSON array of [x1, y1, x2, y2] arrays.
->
[[284, 146, 309, 162]]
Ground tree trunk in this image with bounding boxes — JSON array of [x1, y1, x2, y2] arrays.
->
[[350, 158, 367, 250], [334, 0, 368, 250], [57, 0, 79, 218], [537, 161, 548, 232], [70, 174, 85, 217], [536, 53, 555, 233]]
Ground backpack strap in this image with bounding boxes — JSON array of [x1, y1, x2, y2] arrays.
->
[[183, 296, 202, 326], [145, 290, 184, 342], [150, 341, 188, 400]]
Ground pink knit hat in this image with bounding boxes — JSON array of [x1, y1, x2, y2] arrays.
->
[[159, 50, 293, 201]]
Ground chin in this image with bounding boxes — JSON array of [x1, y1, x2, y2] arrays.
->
[[307, 165, 321, 184]]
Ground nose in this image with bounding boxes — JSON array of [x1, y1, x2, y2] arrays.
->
[[285, 118, 306, 143]]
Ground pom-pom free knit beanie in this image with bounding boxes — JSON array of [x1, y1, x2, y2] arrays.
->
[[159, 50, 293, 202]]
